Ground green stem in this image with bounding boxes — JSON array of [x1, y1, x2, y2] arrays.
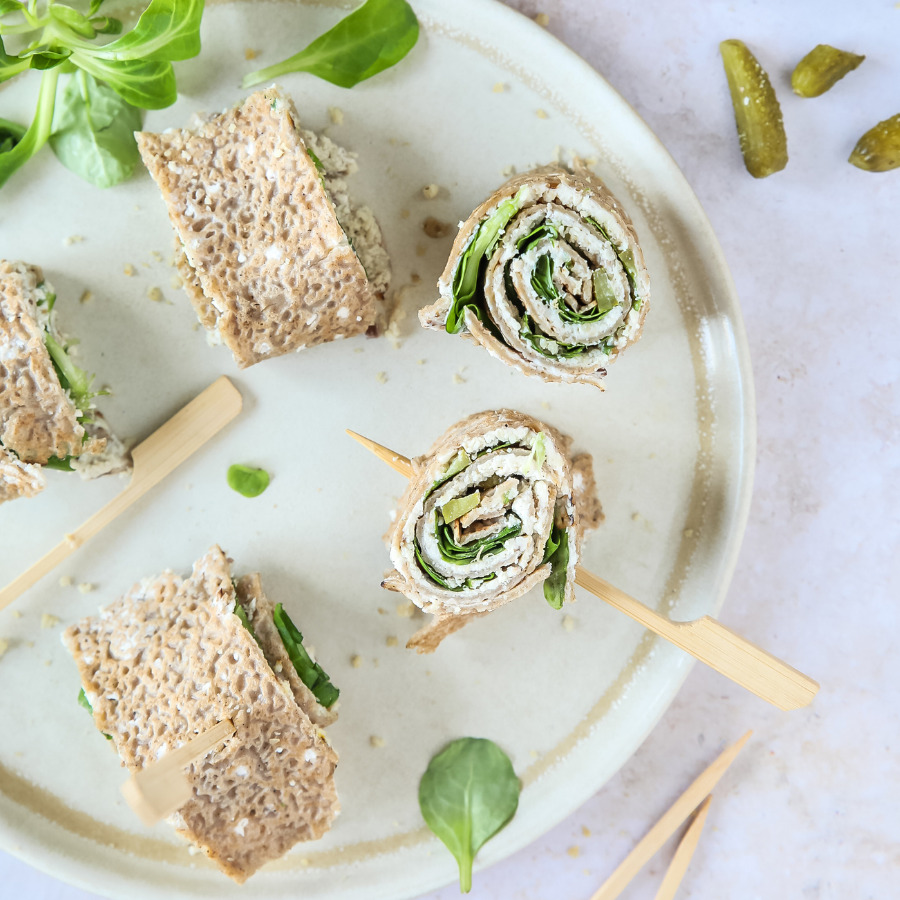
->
[[0, 66, 59, 189]]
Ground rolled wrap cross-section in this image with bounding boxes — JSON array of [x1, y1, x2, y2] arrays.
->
[[420, 167, 650, 388], [383, 410, 602, 653]]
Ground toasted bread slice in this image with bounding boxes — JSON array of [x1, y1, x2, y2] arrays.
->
[[137, 87, 384, 368], [63, 546, 340, 883]]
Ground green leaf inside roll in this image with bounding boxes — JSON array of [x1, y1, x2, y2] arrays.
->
[[272, 603, 340, 708]]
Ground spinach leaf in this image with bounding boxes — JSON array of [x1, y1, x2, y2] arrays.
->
[[243, 0, 418, 89], [516, 221, 557, 252], [272, 603, 339, 708], [78, 688, 113, 739], [43, 330, 95, 410], [70, 51, 177, 108], [0, 35, 31, 84], [419, 737, 520, 893], [226, 463, 270, 498], [49, 71, 142, 188], [530, 253, 559, 302], [233, 600, 260, 645], [435, 519, 522, 564], [50, 3, 97, 39], [542, 527, 569, 610], [518, 313, 592, 359], [447, 192, 522, 333], [0, 117, 26, 154], [87, 0, 204, 62], [44, 454, 75, 471], [0, 68, 59, 189]]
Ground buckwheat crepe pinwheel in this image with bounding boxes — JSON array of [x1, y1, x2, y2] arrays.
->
[[383, 410, 602, 652], [419, 167, 650, 388]]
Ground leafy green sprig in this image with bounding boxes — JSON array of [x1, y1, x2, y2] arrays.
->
[[243, 0, 418, 90], [0, 0, 204, 189]]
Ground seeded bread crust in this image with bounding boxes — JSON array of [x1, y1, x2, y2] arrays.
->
[[0, 261, 85, 463], [63, 546, 340, 883], [235, 573, 338, 728], [0, 444, 45, 504], [137, 87, 381, 368]]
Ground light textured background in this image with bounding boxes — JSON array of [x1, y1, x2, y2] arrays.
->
[[2, 0, 898, 898]]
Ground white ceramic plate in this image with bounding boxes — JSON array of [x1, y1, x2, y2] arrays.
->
[[0, 1, 754, 897]]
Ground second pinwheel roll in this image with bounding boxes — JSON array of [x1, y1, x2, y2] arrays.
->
[[420, 167, 651, 388], [383, 410, 603, 652]]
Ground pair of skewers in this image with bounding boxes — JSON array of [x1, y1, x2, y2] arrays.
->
[[124, 724, 749, 900]]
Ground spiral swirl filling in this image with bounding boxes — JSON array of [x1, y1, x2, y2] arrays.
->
[[447, 187, 644, 370]]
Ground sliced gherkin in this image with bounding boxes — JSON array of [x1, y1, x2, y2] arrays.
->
[[849, 114, 900, 172], [719, 39, 788, 178], [791, 44, 864, 97], [441, 490, 481, 524]]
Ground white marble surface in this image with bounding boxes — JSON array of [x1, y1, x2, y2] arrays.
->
[[2, 0, 898, 898]]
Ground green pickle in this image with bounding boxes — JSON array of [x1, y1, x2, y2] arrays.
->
[[719, 39, 788, 178], [849, 114, 900, 173], [792, 44, 865, 98]]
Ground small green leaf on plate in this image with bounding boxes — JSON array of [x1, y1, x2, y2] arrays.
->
[[227, 463, 270, 498], [419, 737, 520, 893]]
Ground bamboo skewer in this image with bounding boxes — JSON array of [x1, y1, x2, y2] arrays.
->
[[346, 429, 818, 711], [652, 794, 713, 900], [0, 376, 243, 612], [590, 732, 750, 900], [120, 719, 236, 827]]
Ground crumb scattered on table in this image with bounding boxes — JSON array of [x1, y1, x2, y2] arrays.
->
[[396, 601, 415, 618], [415, 244, 426, 257], [493, 82, 507, 93], [385, 635, 399, 647], [0, 639, 9, 658], [540, 400, 551, 410], [535, 12, 550, 26], [567, 845, 580, 859], [562, 614, 575, 632], [123, 264, 136, 277], [328, 106, 344, 125], [369, 735, 385, 748], [536, 108, 549, 119], [147, 286, 164, 303], [400, 208, 410, 219], [78, 582, 94, 594], [501, 164, 517, 177], [244, 47, 257, 60], [79, 290, 93, 304], [63, 235, 84, 246], [683, 528, 695, 538], [40, 613, 59, 629], [350, 654, 363, 668], [59, 575, 73, 587], [421, 183, 440, 200], [377, 607, 388, 616], [582, 825, 592, 837], [10, 610, 22, 619], [375, 371, 388, 384]]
